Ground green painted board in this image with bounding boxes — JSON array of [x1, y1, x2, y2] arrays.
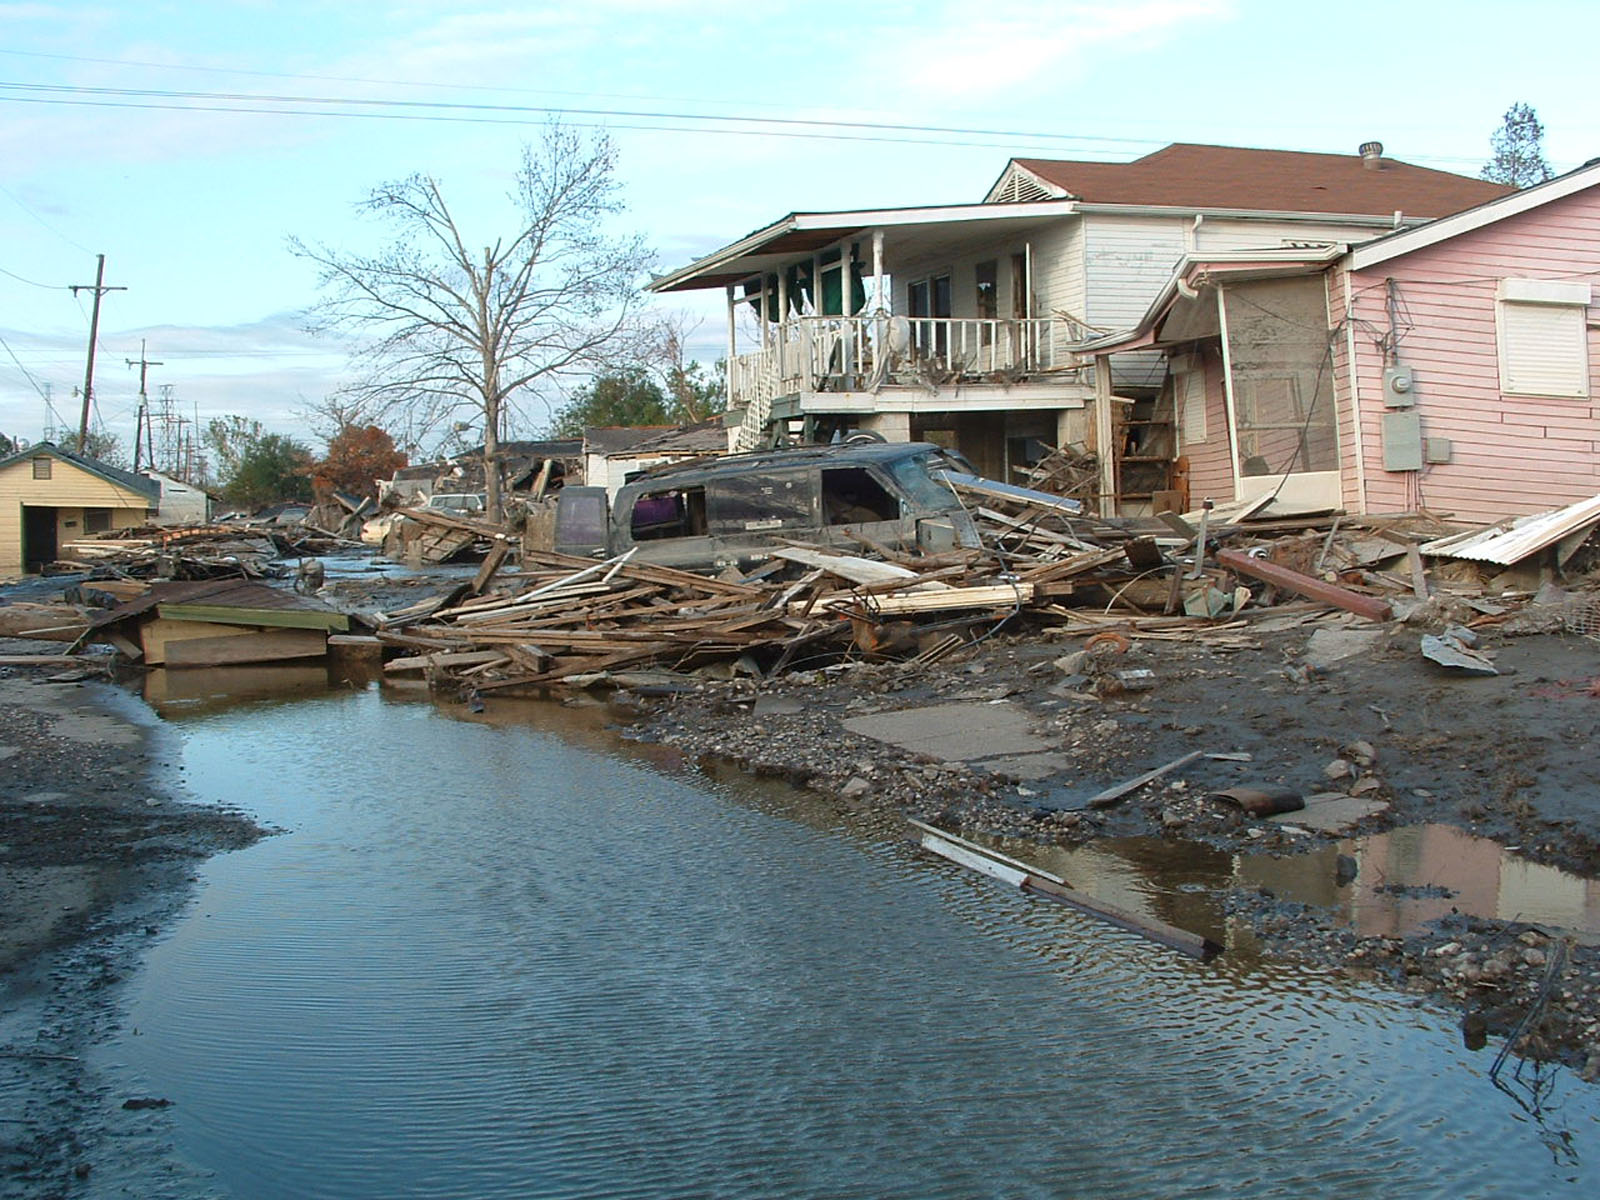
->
[[156, 603, 349, 631]]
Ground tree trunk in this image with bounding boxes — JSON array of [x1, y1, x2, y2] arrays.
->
[[484, 395, 502, 525]]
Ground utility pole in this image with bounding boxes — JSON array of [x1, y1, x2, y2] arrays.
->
[[70, 254, 126, 454], [126, 340, 163, 472]]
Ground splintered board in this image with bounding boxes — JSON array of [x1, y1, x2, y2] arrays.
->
[[140, 617, 329, 667]]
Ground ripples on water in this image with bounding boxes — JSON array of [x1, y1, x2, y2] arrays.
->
[[99, 685, 1598, 1199]]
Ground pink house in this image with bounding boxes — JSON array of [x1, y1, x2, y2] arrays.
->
[[1084, 161, 1600, 523]]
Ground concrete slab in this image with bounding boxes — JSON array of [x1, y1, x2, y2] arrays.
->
[[842, 701, 1052, 762], [1302, 628, 1384, 671], [981, 752, 1073, 781], [1272, 792, 1391, 834]]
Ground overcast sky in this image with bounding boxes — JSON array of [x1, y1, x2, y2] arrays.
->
[[3, 0, 1595, 455]]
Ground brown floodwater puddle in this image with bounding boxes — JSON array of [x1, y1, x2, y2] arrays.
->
[[976, 823, 1600, 949]]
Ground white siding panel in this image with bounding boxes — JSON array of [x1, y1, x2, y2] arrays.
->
[[1028, 220, 1085, 325], [1195, 217, 1387, 253], [1083, 215, 1188, 329]]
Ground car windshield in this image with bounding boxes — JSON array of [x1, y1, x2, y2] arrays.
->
[[887, 451, 965, 511]]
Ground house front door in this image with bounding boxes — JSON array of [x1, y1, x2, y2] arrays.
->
[[22, 505, 57, 572]]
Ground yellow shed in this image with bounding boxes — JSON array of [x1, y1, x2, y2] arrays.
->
[[0, 442, 160, 575]]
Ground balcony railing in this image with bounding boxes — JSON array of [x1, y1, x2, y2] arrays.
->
[[728, 316, 1084, 414]]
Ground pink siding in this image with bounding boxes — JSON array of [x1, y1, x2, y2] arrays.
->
[[1184, 346, 1234, 501], [1344, 190, 1600, 522]]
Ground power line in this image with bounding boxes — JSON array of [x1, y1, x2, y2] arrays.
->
[[0, 332, 51, 399], [0, 83, 1530, 172], [0, 79, 1176, 154], [0, 180, 93, 254], [0, 264, 63, 289]]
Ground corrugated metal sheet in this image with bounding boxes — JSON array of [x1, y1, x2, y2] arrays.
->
[[1419, 492, 1600, 564]]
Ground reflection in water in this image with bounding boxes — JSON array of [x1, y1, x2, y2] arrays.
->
[[96, 686, 1600, 1198], [1239, 824, 1600, 944]]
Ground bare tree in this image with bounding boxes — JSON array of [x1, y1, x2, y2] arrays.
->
[[1482, 102, 1554, 188], [647, 311, 726, 424], [292, 124, 653, 520]]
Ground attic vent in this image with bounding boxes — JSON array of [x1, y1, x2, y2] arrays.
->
[[994, 169, 1052, 204]]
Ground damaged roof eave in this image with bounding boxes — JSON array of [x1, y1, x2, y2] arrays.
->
[[649, 198, 1081, 293], [1074, 244, 1348, 357]]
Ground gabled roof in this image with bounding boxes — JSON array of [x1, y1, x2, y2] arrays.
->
[[995, 143, 1511, 218], [1349, 156, 1600, 269], [0, 441, 160, 501]]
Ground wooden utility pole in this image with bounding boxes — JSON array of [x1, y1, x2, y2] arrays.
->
[[70, 254, 126, 454], [126, 341, 162, 471]]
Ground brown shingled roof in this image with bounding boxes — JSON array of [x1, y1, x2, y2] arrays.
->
[[1009, 143, 1512, 218]]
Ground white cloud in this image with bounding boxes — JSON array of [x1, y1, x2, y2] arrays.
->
[[851, 0, 1236, 106]]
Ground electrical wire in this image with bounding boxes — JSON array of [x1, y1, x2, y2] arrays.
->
[[0, 332, 51, 399], [0, 264, 63, 289], [0, 80, 1169, 155]]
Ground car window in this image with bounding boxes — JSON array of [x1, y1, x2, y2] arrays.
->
[[628, 487, 708, 541], [706, 471, 815, 534]]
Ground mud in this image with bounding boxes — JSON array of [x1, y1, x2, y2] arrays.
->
[[0, 652, 262, 1197], [614, 612, 1600, 1076]]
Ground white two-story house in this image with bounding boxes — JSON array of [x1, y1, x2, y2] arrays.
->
[[650, 141, 1508, 509]]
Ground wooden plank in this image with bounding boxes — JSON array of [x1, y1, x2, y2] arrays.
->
[[1087, 750, 1204, 808], [469, 541, 512, 595], [1216, 548, 1393, 622], [1405, 543, 1429, 599], [772, 546, 921, 584], [383, 649, 510, 674], [810, 582, 1033, 617], [0, 654, 107, 668], [156, 603, 349, 631], [162, 627, 328, 668], [911, 821, 1220, 960]]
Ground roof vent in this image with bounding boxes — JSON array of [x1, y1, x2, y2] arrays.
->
[[1359, 141, 1384, 171]]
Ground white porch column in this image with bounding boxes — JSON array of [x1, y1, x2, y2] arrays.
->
[[1094, 354, 1115, 514], [872, 229, 885, 312], [1216, 286, 1242, 502], [725, 285, 737, 365]]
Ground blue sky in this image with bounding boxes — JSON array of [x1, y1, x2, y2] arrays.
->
[[2, 0, 1596, 456]]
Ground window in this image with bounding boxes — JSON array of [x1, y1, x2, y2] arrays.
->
[[706, 473, 813, 534], [32, 457, 51, 480], [628, 487, 707, 541], [1496, 279, 1591, 398], [821, 467, 898, 525], [975, 261, 998, 320], [84, 508, 112, 534]]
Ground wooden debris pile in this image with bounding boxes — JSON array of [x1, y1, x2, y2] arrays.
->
[[54, 524, 303, 579], [381, 506, 513, 565], [374, 543, 1059, 695], [1012, 443, 1100, 511]]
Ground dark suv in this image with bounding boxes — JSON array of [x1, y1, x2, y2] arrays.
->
[[551, 441, 982, 570]]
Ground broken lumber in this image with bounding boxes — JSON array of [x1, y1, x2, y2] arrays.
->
[[1087, 749, 1204, 808], [911, 820, 1220, 959], [1216, 548, 1392, 622]]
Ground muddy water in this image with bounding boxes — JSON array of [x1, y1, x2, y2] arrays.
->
[[95, 680, 1598, 1198]]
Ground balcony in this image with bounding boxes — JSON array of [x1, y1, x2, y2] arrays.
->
[[727, 315, 1088, 447]]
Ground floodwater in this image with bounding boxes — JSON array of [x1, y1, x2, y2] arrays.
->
[[92, 671, 1599, 1198]]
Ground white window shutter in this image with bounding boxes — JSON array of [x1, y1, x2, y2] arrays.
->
[[1498, 300, 1589, 398]]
